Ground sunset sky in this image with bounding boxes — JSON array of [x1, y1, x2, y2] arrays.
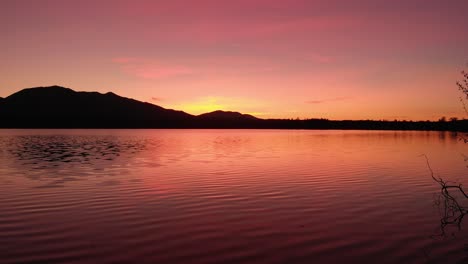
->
[[1, 0, 468, 120]]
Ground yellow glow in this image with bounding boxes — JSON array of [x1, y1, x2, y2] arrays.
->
[[172, 96, 268, 117], [176, 97, 226, 115]]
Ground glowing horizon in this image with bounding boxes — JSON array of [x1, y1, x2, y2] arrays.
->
[[1, 0, 468, 120]]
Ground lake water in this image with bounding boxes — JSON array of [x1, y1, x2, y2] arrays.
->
[[1, 129, 467, 263]]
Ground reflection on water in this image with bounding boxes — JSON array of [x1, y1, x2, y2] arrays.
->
[[9, 135, 137, 162], [5, 135, 147, 164], [0, 133, 152, 187], [0, 129, 466, 264]]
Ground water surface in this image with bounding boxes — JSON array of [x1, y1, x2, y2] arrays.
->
[[1, 129, 467, 263]]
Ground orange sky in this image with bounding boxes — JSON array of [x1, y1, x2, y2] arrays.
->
[[1, 0, 468, 120]]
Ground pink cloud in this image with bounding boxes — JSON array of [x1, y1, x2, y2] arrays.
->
[[200, 55, 277, 73], [158, 16, 361, 45], [112, 55, 278, 79], [111, 1, 465, 53], [113, 58, 193, 79]]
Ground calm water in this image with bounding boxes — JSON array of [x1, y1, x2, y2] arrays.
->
[[1, 129, 467, 264]]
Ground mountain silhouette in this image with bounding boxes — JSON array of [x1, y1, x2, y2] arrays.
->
[[0, 86, 466, 131], [198, 110, 258, 120], [0, 86, 260, 128], [0, 86, 194, 128], [195, 110, 259, 128]]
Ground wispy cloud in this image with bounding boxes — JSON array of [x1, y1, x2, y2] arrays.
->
[[306, 96, 350, 104], [151, 97, 163, 102], [112, 55, 277, 80], [112, 57, 193, 79]]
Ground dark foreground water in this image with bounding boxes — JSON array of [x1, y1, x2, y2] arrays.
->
[[1, 129, 467, 264]]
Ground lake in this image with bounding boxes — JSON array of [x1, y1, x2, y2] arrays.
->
[[1, 129, 467, 263]]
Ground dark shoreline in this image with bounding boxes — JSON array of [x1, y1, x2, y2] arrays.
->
[[1, 119, 466, 132]]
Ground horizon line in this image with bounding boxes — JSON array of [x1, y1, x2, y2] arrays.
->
[[1, 85, 465, 122]]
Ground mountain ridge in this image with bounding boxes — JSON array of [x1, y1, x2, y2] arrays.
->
[[0, 86, 466, 131], [0, 86, 259, 128], [197, 110, 258, 120]]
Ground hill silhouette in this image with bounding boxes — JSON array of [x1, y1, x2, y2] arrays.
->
[[0, 86, 467, 131], [198, 110, 258, 120], [0, 86, 194, 128], [196, 110, 259, 128], [0, 86, 261, 128]]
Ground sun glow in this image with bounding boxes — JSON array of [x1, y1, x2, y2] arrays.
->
[[172, 96, 269, 117], [177, 97, 225, 114]]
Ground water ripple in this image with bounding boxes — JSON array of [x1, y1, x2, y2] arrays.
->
[[0, 130, 467, 263]]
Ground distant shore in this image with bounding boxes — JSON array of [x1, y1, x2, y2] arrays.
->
[[1, 86, 467, 132], [1, 119, 467, 132]]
